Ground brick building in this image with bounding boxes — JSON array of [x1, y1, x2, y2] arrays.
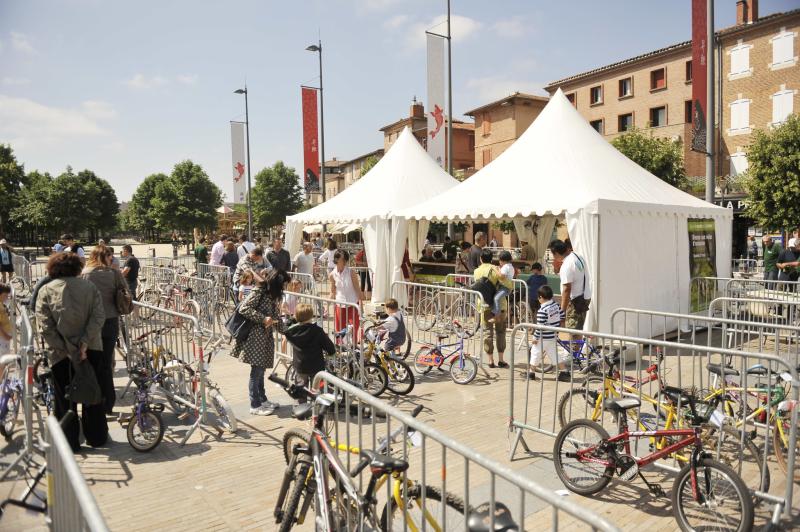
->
[[305, 149, 384, 205]]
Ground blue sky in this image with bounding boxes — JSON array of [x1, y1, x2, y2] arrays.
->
[[1, 0, 796, 201]]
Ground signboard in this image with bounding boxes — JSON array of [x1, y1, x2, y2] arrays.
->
[[301, 86, 320, 193], [713, 198, 748, 213], [688, 218, 717, 312], [426, 33, 446, 169], [230, 121, 247, 203], [690, 0, 707, 153]]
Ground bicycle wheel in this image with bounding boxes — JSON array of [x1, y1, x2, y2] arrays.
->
[[9, 277, 28, 298], [557, 378, 612, 429], [671, 458, 753, 532], [32, 356, 55, 415], [553, 419, 614, 495], [282, 428, 312, 464], [0, 387, 21, 440], [208, 388, 238, 433], [449, 355, 477, 385], [384, 356, 415, 395], [138, 289, 161, 318], [379, 483, 466, 531], [702, 424, 769, 497], [127, 411, 165, 452], [180, 299, 201, 334], [452, 299, 479, 338], [215, 302, 233, 330], [773, 414, 800, 481], [412, 347, 436, 376], [361, 362, 388, 397], [413, 297, 437, 331], [277, 461, 312, 532]]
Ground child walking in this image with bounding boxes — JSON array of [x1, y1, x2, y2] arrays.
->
[[283, 304, 336, 403], [528, 285, 566, 381]]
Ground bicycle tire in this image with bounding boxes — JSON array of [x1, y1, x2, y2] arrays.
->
[[282, 428, 312, 464], [9, 277, 28, 298], [277, 461, 311, 532], [553, 419, 614, 496], [413, 297, 437, 332], [32, 356, 53, 414], [773, 414, 800, 481], [126, 411, 164, 452], [412, 347, 436, 376], [209, 388, 238, 433], [180, 299, 201, 334], [362, 362, 388, 397], [449, 356, 477, 385], [556, 379, 610, 429], [379, 483, 466, 532], [0, 388, 21, 440], [671, 457, 754, 532], [702, 424, 770, 497], [138, 289, 161, 318], [384, 357, 415, 395]]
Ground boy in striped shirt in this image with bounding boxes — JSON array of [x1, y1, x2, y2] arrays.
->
[[528, 285, 566, 381]]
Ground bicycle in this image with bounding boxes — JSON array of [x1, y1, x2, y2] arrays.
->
[[412, 321, 478, 385], [138, 281, 200, 332], [554, 392, 754, 532], [122, 366, 166, 452], [269, 373, 468, 531], [362, 323, 414, 396], [413, 281, 479, 338], [0, 354, 23, 440], [31, 352, 55, 416]]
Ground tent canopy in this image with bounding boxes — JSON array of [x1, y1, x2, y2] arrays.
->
[[398, 89, 725, 221]]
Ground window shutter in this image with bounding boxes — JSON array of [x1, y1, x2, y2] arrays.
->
[[730, 47, 749, 74], [773, 33, 793, 65], [741, 100, 750, 129], [730, 101, 741, 130], [730, 153, 749, 176], [773, 91, 793, 124]]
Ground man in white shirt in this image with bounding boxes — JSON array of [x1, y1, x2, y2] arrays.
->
[[549, 239, 592, 331], [237, 234, 255, 260], [209, 234, 227, 266], [61, 234, 86, 264], [293, 242, 316, 292]]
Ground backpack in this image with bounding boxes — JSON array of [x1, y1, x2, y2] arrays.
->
[[471, 276, 496, 305]]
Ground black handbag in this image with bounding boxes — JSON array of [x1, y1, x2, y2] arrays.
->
[[65, 360, 102, 405], [225, 290, 266, 341]]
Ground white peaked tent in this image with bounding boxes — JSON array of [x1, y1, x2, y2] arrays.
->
[[394, 89, 732, 335], [285, 127, 460, 302]]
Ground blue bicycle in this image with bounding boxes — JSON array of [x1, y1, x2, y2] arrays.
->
[[0, 354, 23, 440], [412, 321, 478, 384]]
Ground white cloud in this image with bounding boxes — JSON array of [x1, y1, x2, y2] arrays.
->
[[491, 16, 529, 39], [176, 74, 198, 85], [0, 95, 114, 148], [2, 76, 30, 86], [406, 14, 481, 49], [384, 14, 409, 29], [124, 73, 169, 90], [466, 76, 548, 102], [10, 31, 36, 54]]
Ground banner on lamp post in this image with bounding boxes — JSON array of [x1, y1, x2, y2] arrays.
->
[[690, 0, 708, 152], [301, 87, 320, 193], [230, 121, 247, 204], [426, 33, 446, 169]]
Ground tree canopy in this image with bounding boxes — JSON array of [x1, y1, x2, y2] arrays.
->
[[0, 144, 26, 235], [611, 128, 687, 189], [126, 173, 168, 240], [151, 160, 222, 234], [744, 115, 800, 230], [251, 161, 304, 230]]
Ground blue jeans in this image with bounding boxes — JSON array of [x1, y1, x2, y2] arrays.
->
[[493, 286, 510, 316], [248, 366, 267, 408]]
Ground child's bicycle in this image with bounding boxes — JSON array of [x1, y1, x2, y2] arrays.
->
[[362, 322, 415, 395], [554, 390, 754, 532], [121, 366, 166, 452], [412, 320, 478, 385], [0, 354, 23, 440]]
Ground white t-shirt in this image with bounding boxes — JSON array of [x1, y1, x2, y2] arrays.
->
[[499, 263, 515, 280], [559, 252, 591, 300], [237, 241, 255, 259], [294, 251, 315, 275], [319, 249, 336, 270]]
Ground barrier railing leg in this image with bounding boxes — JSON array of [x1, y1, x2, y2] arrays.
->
[[509, 427, 531, 461]]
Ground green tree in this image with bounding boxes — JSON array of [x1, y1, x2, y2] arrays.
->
[[360, 155, 380, 176], [152, 160, 222, 234], [10, 170, 55, 240], [611, 128, 687, 189], [77, 169, 119, 241], [744, 115, 800, 230], [127, 173, 168, 240], [0, 144, 26, 235], [251, 161, 305, 230], [47, 167, 94, 235]]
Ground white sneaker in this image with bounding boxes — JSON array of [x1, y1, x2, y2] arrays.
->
[[262, 400, 281, 411], [249, 405, 275, 416]]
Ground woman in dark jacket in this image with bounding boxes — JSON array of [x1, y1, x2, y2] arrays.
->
[[36, 252, 106, 452], [220, 241, 240, 275], [82, 245, 127, 414], [231, 269, 289, 415]]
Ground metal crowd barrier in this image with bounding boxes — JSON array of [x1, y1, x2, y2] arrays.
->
[[174, 273, 219, 337], [727, 278, 800, 302], [286, 271, 318, 298], [507, 322, 798, 521], [732, 258, 762, 275], [313, 371, 620, 531], [445, 273, 531, 329], [11, 254, 31, 293], [170, 255, 196, 273], [710, 296, 800, 332], [689, 276, 730, 314], [390, 280, 485, 366], [138, 256, 172, 268], [120, 302, 212, 444], [29, 260, 48, 286], [45, 416, 109, 531], [139, 265, 176, 292]]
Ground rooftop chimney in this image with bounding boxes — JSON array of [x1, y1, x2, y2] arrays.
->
[[410, 97, 425, 119], [736, 0, 759, 25]]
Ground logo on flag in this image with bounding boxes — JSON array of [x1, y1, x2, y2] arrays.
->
[[234, 162, 245, 182], [429, 105, 444, 139]]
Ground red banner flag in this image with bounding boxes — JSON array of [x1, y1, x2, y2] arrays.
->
[[691, 0, 707, 152], [301, 87, 320, 193]]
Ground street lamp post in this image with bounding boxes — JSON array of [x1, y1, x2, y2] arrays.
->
[[234, 87, 253, 240], [306, 41, 326, 207]]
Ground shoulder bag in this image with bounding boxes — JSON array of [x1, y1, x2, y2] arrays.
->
[[570, 254, 591, 313], [225, 289, 266, 342], [114, 270, 133, 315]]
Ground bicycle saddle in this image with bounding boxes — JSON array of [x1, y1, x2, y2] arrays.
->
[[466, 502, 519, 532], [745, 364, 768, 377], [436, 334, 450, 340], [292, 402, 313, 421], [603, 397, 640, 413], [707, 363, 739, 377], [662, 386, 696, 407], [358, 449, 408, 475]]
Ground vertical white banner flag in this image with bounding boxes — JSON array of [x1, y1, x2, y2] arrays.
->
[[426, 33, 446, 169], [230, 121, 247, 204]]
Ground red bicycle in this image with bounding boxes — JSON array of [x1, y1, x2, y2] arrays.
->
[[553, 388, 754, 532]]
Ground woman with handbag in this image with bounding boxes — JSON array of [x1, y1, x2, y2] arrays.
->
[[82, 245, 129, 415], [35, 252, 106, 452], [231, 269, 288, 416]]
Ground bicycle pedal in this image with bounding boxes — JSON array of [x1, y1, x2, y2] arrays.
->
[[649, 484, 666, 498]]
